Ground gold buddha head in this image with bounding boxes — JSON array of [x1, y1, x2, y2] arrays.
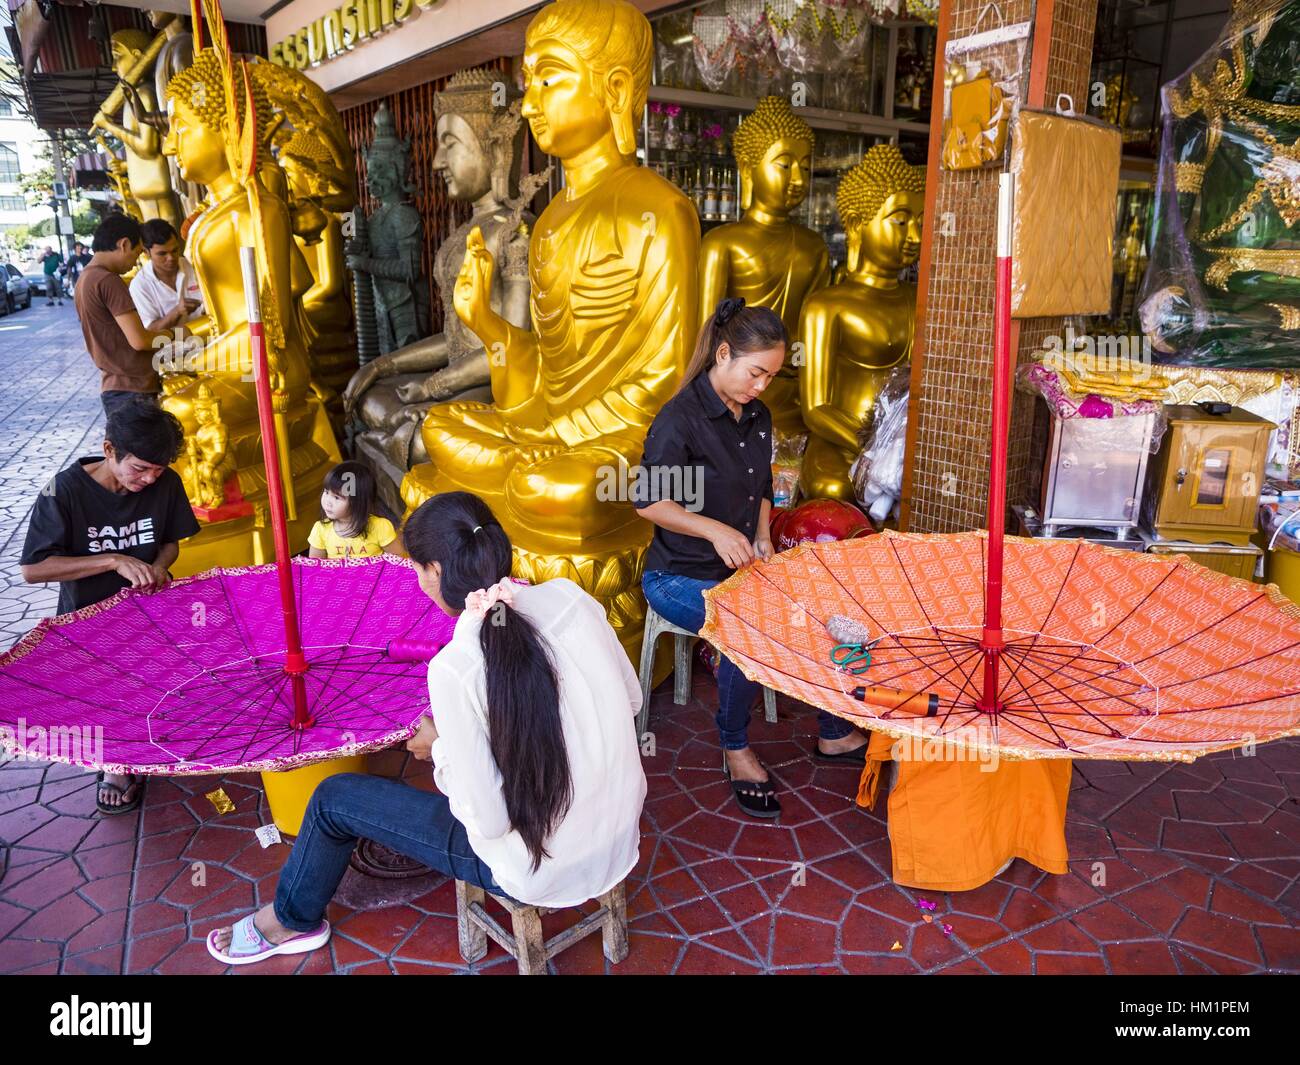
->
[[838, 144, 925, 276], [521, 0, 651, 161], [732, 97, 814, 215], [433, 67, 523, 203], [109, 28, 152, 81], [164, 50, 273, 187]]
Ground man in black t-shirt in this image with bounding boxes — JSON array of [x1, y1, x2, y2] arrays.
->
[[20, 397, 199, 811]]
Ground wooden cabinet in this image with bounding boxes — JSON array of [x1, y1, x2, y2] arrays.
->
[[1144, 406, 1274, 545]]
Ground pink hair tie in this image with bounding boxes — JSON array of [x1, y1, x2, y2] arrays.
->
[[463, 577, 517, 620]]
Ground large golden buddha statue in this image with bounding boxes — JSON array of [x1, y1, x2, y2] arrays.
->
[[254, 60, 360, 420], [161, 49, 341, 573], [699, 96, 830, 434], [800, 144, 924, 500], [401, 0, 700, 645]]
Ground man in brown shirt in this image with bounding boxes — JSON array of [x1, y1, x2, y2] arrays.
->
[[75, 214, 175, 420]]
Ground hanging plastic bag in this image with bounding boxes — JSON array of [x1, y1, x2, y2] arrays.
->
[[939, 11, 1031, 171], [850, 366, 910, 523]]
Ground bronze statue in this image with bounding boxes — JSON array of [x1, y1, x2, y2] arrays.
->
[[345, 103, 429, 356], [344, 67, 543, 509]]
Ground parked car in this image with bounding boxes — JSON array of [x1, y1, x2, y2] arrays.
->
[[1, 264, 32, 314], [21, 262, 46, 297]]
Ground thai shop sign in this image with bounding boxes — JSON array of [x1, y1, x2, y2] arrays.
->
[[269, 0, 444, 69]]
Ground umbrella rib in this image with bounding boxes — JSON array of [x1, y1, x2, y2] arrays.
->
[[1130, 637, 1300, 700], [1001, 642, 1153, 716], [166, 667, 294, 768], [1131, 591, 1269, 665], [1021, 540, 1083, 656], [125, 595, 269, 710], [997, 643, 1136, 745], [1002, 637, 1150, 696], [1087, 565, 1178, 650], [886, 537, 978, 682], [304, 650, 423, 727], [154, 660, 292, 764]]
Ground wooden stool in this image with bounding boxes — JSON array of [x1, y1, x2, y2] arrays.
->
[[455, 880, 629, 975], [636, 604, 778, 736]]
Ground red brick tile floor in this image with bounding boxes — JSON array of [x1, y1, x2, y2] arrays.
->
[[2, 672, 1297, 976]]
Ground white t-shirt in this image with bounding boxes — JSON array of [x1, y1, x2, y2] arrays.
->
[[428, 578, 647, 907], [128, 257, 203, 327]]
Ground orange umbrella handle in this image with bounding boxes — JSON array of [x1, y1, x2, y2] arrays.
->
[[852, 685, 939, 718]]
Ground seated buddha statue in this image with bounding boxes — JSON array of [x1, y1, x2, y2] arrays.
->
[[1139, 0, 1300, 368], [160, 48, 341, 573], [345, 67, 542, 503], [699, 96, 830, 434], [401, 0, 700, 646], [800, 144, 925, 500]]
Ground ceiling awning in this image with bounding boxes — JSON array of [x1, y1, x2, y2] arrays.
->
[[71, 148, 112, 190], [22, 67, 121, 131], [7, 1, 267, 132]]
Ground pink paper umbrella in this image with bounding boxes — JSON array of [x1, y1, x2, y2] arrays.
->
[[0, 555, 455, 775]]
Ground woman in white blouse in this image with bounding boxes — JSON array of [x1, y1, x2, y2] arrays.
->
[[207, 491, 647, 966]]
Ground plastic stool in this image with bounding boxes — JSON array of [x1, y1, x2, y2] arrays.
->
[[636, 604, 777, 736]]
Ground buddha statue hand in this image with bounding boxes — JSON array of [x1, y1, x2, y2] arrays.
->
[[342, 354, 397, 416], [400, 402, 435, 424], [453, 226, 505, 346], [396, 379, 431, 404]]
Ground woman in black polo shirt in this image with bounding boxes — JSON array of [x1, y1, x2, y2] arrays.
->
[[634, 298, 866, 819]]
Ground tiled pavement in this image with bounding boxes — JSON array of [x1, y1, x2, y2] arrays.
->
[[1, 308, 1298, 975]]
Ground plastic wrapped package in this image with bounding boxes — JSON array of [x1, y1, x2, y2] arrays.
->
[[1137, 0, 1300, 369], [1018, 361, 1168, 453], [771, 428, 808, 508], [939, 18, 1031, 171], [849, 366, 909, 522], [1010, 101, 1122, 317]]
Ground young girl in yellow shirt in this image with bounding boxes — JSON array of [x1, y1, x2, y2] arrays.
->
[[307, 462, 401, 558]]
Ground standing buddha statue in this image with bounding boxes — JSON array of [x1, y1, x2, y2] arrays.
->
[[699, 96, 830, 434], [345, 66, 541, 508], [346, 104, 430, 355], [93, 29, 183, 228], [254, 60, 360, 421], [401, 0, 700, 648], [161, 48, 341, 573], [800, 144, 924, 500]]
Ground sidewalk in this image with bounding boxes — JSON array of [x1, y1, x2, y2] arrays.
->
[[0, 306, 1297, 974]]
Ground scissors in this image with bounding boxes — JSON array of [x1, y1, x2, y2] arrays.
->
[[830, 640, 878, 675]]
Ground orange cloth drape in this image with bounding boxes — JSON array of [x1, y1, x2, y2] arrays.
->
[[857, 732, 1072, 893]]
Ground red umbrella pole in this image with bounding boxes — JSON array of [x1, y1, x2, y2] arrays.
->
[[978, 173, 1015, 714], [239, 247, 312, 729]]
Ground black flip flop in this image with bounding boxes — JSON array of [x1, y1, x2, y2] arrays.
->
[[722, 759, 781, 820], [813, 742, 869, 766], [95, 772, 144, 816]]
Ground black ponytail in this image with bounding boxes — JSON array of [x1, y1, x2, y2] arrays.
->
[[404, 492, 571, 872], [674, 297, 788, 398]]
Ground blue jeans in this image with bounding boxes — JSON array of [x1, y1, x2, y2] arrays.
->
[[273, 772, 505, 932], [642, 570, 853, 751]]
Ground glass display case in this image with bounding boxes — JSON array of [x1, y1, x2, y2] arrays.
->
[[642, 2, 936, 270]]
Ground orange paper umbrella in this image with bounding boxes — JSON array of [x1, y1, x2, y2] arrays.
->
[[702, 531, 1300, 762]]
